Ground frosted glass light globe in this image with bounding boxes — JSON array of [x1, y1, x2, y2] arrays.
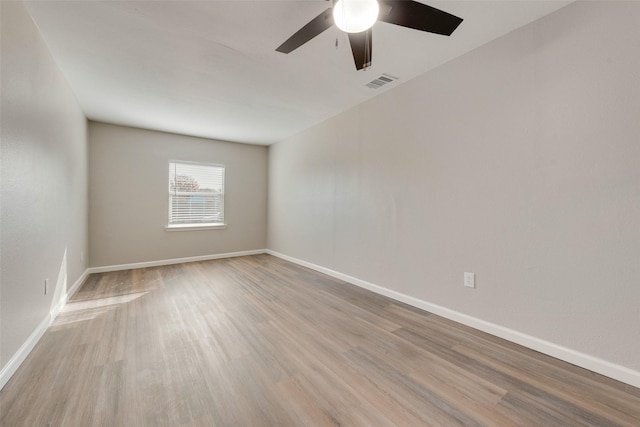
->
[[333, 0, 379, 34]]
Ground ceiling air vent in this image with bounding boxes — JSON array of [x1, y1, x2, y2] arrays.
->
[[365, 73, 398, 89]]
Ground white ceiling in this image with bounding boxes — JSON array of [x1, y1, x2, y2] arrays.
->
[[25, 1, 571, 145]]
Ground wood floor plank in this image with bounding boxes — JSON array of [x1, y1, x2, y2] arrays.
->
[[1, 254, 639, 426]]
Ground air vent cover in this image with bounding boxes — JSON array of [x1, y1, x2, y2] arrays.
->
[[366, 73, 398, 89]]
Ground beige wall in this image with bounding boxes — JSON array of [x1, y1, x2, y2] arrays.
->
[[1, 2, 88, 368], [268, 0, 640, 376], [89, 122, 267, 267]]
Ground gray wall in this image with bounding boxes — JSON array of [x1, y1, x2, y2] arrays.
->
[[268, 1, 640, 373], [89, 122, 268, 267], [1, 2, 88, 367]]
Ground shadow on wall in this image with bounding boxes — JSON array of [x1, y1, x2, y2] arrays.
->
[[49, 248, 68, 315]]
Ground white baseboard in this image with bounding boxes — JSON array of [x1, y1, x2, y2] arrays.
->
[[87, 249, 267, 274], [0, 268, 90, 391], [266, 250, 640, 389], [5, 250, 638, 391], [0, 314, 51, 391]]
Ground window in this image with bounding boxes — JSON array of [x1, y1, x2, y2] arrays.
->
[[167, 161, 225, 229]]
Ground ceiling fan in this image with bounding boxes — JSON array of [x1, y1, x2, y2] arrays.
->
[[276, 0, 463, 70]]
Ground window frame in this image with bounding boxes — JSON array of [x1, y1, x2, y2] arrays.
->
[[165, 160, 227, 231]]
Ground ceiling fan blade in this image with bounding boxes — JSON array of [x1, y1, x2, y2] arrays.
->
[[276, 8, 334, 54], [348, 29, 373, 70], [379, 0, 463, 36]]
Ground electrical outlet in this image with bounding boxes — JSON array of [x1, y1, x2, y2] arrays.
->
[[464, 272, 475, 288], [44, 278, 49, 295]]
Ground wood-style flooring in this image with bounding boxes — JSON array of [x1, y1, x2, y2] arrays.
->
[[1, 254, 639, 426]]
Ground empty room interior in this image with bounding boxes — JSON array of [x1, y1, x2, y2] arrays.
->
[[2, 0, 640, 425]]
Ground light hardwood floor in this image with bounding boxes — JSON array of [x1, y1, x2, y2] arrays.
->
[[1, 254, 639, 426]]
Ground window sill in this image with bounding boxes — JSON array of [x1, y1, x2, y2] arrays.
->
[[165, 223, 227, 231]]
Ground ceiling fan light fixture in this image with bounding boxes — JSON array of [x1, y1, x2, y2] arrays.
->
[[333, 0, 379, 34]]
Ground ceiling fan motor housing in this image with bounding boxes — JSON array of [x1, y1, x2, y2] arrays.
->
[[333, 0, 380, 34]]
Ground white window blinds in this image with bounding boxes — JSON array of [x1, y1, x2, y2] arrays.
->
[[168, 161, 225, 226]]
